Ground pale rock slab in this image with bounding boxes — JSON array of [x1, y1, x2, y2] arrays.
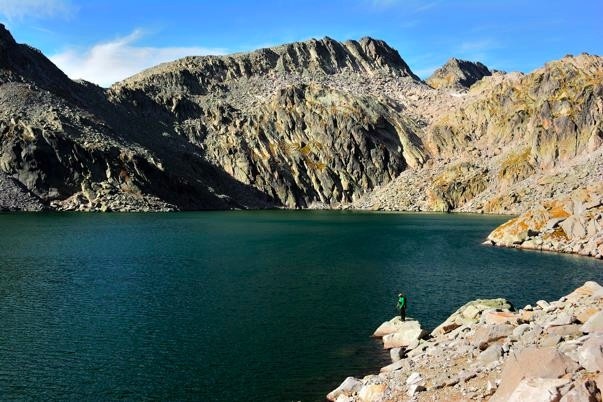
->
[[581, 310, 603, 333], [357, 383, 386, 402], [507, 377, 570, 402], [382, 321, 426, 349], [578, 333, 603, 372], [491, 347, 578, 402], [327, 377, 362, 401]]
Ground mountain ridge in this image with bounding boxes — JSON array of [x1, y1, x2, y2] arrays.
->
[[114, 35, 420, 90], [0, 25, 601, 258]]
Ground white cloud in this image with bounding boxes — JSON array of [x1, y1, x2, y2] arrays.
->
[[0, 0, 74, 20], [49, 30, 227, 87], [455, 39, 500, 64]]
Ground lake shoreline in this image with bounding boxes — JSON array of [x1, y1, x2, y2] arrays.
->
[[328, 281, 603, 401], [4, 206, 601, 262]]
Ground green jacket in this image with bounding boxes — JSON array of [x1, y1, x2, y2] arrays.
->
[[396, 296, 406, 309]]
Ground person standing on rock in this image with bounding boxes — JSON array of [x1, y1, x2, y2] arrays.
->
[[396, 293, 407, 321]]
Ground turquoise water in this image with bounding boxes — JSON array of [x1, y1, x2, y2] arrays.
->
[[0, 211, 601, 401]]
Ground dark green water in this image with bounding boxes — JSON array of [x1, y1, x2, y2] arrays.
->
[[0, 211, 601, 401]]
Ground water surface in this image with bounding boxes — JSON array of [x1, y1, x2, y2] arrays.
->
[[0, 211, 601, 401]]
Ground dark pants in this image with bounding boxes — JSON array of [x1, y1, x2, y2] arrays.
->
[[400, 308, 406, 321]]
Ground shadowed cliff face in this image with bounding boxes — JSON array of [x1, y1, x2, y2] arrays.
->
[[0, 23, 601, 215]]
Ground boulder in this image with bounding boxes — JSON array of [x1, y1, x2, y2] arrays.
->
[[578, 333, 603, 371], [537, 300, 551, 309], [507, 377, 570, 402], [357, 383, 386, 402], [512, 323, 531, 338], [491, 347, 579, 402], [559, 379, 599, 402], [545, 312, 575, 328], [327, 377, 362, 401], [406, 372, 422, 385], [470, 324, 515, 349], [477, 343, 502, 365], [382, 321, 427, 349], [566, 281, 603, 302], [576, 306, 601, 324], [389, 347, 402, 362], [540, 334, 562, 347], [431, 298, 513, 337], [481, 310, 519, 325], [581, 310, 603, 333], [546, 324, 582, 337], [380, 359, 407, 373], [560, 215, 588, 239], [373, 316, 408, 337]]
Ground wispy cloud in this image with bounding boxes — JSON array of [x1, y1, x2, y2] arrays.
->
[[370, 0, 399, 7], [458, 39, 498, 53], [453, 38, 502, 63], [414, 1, 439, 12], [0, 0, 74, 21], [369, 0, 439, 12], [49, 30, 227, 87]]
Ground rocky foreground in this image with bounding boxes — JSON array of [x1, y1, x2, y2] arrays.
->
[[328, 281, 603, 401]]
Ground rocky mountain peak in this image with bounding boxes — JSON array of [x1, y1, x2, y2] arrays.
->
[[0, 24, 79, 100], [426, 57, 492, 90], [269, 35, 417, 77], [0, 23, 17, 48], [0, 23, 18, 65], [117, 36, 419, 91]]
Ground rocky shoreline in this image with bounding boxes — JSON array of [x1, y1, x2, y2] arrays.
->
[[486, 183, 603, 260], [328, 281, 603, 401]]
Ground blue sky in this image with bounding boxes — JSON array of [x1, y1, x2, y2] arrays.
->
[[1, 0, 601, 87]]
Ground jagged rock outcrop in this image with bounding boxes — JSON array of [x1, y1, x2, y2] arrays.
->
[[487, 183, 603, 258], [426, 58, 492, 90], [328, 281, 603, 401]]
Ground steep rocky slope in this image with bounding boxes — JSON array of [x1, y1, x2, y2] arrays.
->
[[110, 36, 428, 208], [0, 24, 277, 211], [0, 26, 430, 210], [355, 54, 603, 218], [0, 24, 601, 229]]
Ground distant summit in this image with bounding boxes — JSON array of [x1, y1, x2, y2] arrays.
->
[[117, 36, 420, 89], [426, 58, 492, 90]]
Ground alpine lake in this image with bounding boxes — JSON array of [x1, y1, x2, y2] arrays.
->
[[0, 211, 602, 401]]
